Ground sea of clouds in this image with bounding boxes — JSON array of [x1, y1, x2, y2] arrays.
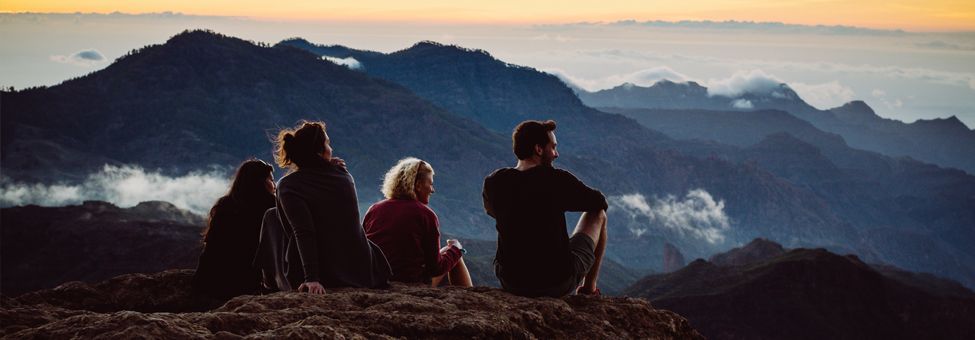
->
[[0, 165, 229, 215]]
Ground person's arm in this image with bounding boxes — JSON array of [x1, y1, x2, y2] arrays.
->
[[482, 176, 496, 218], [277, 188, 322, 285], [422, 213, 462, 278], [555, 169, 608, 212]]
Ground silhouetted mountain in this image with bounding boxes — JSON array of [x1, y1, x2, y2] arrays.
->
[[625, 240, 975, 340], [708, 238, 785, 266], [579, 80, 726, 110], [581, 81, 975, 173], [286, 37, 975, 289], [601, 105, 975, 287], [827, 101, 975, 173], [1, 30, 511, 239]]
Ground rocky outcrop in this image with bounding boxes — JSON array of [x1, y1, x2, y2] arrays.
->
[[0, 201, 204, 295], [662, 243, 686, 272], [626, 241, 975, 340], [1, 270, 703, 339]]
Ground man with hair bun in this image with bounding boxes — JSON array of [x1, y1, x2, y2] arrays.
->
[[482, 119, 609, 297]]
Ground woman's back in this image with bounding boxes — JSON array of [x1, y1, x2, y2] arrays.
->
[[193, 196, 270, 298], [364, 199, 444, 283], [276, 163, 390, 288]]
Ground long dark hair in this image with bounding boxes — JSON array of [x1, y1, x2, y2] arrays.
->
[[202, 159, 275, 239], [274, 120, 328, 172]]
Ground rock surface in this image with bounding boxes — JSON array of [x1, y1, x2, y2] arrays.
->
[[1, 270, 703, 339]]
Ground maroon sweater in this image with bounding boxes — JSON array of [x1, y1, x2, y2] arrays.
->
[[363, 199, 462, 283]]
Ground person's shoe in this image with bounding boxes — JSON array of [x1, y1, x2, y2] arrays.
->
[[576, 286, 601, 296]]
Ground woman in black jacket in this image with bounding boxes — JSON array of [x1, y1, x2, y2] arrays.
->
[[193, 159, 276, 299], [273, 120, 391, 294]]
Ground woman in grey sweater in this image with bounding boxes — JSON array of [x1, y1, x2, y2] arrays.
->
[[272, 120, 391, 294]]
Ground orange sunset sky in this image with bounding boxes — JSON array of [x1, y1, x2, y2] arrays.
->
[[3, 0, 975, 31]]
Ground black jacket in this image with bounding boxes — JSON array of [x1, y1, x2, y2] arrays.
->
[[193, 195, 273, 299]]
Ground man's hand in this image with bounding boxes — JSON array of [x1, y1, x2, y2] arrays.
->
[[298, 281, 325, 294], [329, 157, 347, 169]]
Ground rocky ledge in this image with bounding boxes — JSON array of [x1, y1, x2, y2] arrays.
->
[[1, 270, 701, 339]]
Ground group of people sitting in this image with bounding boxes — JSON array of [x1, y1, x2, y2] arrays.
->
[[192, 119, 607, 299]]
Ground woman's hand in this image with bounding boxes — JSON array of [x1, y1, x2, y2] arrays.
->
[[329, 157, 347, 169], [298, 281, 325, 294], [446, 239, 463, 251]]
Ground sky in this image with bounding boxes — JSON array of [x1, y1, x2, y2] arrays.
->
[[1, 2, 974, 127], [4, 1, 975, 30]]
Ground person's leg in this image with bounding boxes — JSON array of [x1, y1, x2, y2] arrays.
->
[[572, 210, 607, 293], [430, 274, 446, 287], [447, 258, 473, 287]]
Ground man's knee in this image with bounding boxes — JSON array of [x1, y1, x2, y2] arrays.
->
[[595, 209, 607, 225], [576, 210, 605, 241]]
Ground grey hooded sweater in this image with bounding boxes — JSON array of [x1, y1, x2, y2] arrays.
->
[[276, 161, 391, 288]]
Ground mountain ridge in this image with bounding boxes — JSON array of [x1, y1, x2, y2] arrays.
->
[[625, 239, 975, 340], [580, 80, 975, 173]]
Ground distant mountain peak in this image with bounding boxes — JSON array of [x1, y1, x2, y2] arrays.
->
[[829, 100, 882, 125], [400, 41, 493, 58], [912, 114, 972, 131], [165, 29, 235, 45], [279, 37, 310, 45], [837, 100, 875, 113], [709, 237, 787, 266]]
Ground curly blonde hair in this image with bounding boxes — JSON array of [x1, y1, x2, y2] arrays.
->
[[381, 157, 434, 200]]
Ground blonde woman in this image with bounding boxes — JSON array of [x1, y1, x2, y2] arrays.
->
[[363, 157, 473, 287]]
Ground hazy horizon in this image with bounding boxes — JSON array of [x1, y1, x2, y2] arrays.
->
[[2, 11, 974, 127]]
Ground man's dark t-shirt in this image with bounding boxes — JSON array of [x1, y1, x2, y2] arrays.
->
[[482, 165, 607, 292]]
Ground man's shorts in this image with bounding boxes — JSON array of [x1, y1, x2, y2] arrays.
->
[[498, 233, 596, 298]]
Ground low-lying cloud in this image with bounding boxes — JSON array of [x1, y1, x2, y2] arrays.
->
[[50, 49, 106, 66], [322, 56, 362, 70], [609, 189, 730, 244], [706, 69, 784, 97], [1, 165, 229, 215], [731, 99, 754, 109]]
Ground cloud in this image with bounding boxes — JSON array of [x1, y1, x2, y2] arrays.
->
[[970, 79, 975, 91], [545, 66, 689, 92], [624, 67, 689, 85], [609, 190, 730, 244], [915, 41, 975, 51], [731, 99, 754, 109], [706, 69, 784, 97], [789, 81, 856, 109], [321, 56, 362, 70], [50, 49, 106, 66], [540, 20, 908, 36], [869, 89, 905, 109], [0, 165, 229, 215]]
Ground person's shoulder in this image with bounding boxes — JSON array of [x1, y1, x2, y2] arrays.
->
[[485, 167, 518, 181], [211, 195, 236, 213], [549, 166, 580, 177]]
